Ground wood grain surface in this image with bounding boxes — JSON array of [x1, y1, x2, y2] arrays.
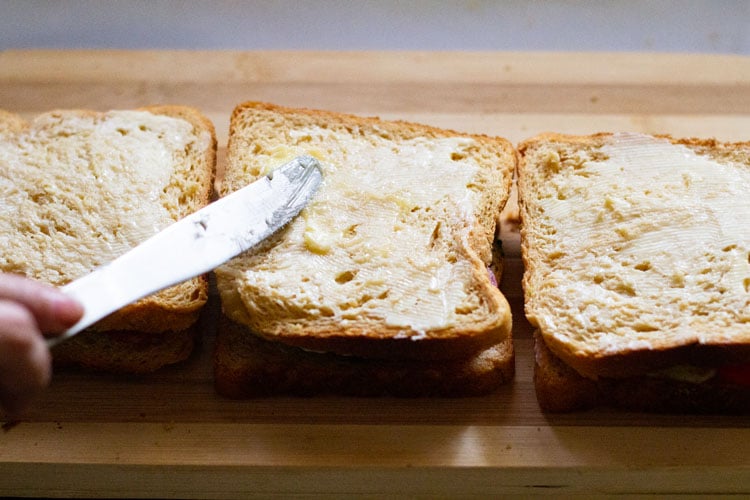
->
[[1, 50, 749, 498]]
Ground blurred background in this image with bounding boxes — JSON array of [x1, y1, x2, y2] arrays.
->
[[2, 0, 749, 54]]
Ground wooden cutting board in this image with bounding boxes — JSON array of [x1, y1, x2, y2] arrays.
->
[[1, 50, 749, 498]]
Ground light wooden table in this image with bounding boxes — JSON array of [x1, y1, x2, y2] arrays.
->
[[1, 50, 749, 498]]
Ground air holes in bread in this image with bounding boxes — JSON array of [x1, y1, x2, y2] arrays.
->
[[430, 222, 441, 247], [335, 270, 357, 284], [634, 261, 652, 272]]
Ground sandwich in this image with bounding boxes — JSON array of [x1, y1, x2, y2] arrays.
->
[[0, 106, 216, 372], [518, 132, 750, 412], [213, 102, 516, 396]]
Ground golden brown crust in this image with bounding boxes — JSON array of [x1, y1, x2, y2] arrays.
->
[[518, 132, 750, 156], [519, 132, 750, 379], [214, 315, 514, 398], [220, 101, 515, 360], [228, 101, 516, 162], [90, 275, 208, 333]]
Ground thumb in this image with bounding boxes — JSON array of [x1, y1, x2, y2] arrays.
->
[[0, 274, 83, 335]]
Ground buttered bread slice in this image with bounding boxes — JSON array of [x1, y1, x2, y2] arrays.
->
[[216, 102, 515, 361], [0, 106, 216, 372], [519, 132, 750, 382]]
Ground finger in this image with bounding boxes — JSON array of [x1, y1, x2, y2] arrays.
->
[[0, 274, 83, 334], [0, 301, 52, 418]]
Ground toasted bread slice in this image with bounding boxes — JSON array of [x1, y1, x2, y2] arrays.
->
[[519, 132, 750, 411], [0, 106, 216, 372], [215, 102, 515, 361]]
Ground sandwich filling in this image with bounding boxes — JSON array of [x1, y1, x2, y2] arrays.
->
[[648, 363, 750, 387]]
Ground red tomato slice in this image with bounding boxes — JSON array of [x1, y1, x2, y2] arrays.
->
[[717, 365, 750, 387]]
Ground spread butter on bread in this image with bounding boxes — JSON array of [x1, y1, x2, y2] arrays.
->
[[0, 106, 216, 372], [518, 132, 750, 412], [214, 102, 515, 396]]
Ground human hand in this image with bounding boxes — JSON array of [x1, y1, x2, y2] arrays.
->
[[0, 274, 83, 418]]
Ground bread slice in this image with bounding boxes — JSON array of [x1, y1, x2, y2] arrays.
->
[[534, 331, 750, 413], [215, 315, 514, 397], [518, 132, 750, 411], [214, 101, 515, 396], [0, 106, 216, 372]]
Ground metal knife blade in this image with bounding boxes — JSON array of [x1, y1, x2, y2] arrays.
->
[[48, 155, 322, 347]]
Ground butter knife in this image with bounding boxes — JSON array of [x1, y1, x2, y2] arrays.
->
[[48, 155, 322, 347]]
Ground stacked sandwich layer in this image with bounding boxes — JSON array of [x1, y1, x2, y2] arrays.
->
[[5, 102, 748, 412], [0, 107, 216, 372], [518, 133, 750, 412], [213, 102, 516, 396]]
